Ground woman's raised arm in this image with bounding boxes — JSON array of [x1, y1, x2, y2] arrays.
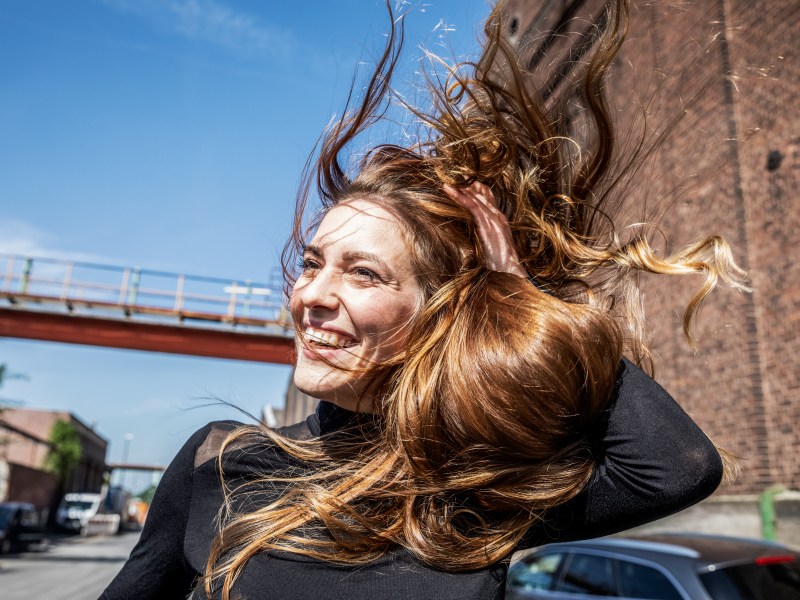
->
[[523, 358, 723, 546], [447, 182, 723, 545]]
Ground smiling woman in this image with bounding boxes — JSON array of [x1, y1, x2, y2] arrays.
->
[[101, 2, 747, 599]]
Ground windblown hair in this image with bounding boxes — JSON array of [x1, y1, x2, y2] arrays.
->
[[202, 1, 747, 597]]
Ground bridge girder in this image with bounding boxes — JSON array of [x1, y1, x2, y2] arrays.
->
[[0, 307, 295, 364]]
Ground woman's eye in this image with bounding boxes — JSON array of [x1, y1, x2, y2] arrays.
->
[[353, 267, 380, 282], [298, 258, 320, 273]]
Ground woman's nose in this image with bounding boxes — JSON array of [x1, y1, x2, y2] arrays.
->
[[298, 269, 339, 311]]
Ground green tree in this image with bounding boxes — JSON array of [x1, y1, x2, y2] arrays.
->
[[45, 420, 82, 484], [0, 362, 28, 407], [1, 362, 9, 408]]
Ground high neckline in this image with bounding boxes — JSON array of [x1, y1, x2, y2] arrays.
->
[[306, 400, 361, 437]]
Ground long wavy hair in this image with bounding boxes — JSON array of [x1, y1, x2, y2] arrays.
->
[[202, 1, 747, 597]]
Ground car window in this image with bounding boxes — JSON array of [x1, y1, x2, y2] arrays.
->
[[700, 559, 800, 600], [0, 507, 14, 529], [557, 553, 617, 596], [508, 552, 566, 592], [63, 500, 95, 510], [618, 560, 683, 600], [20, 510, 39, 527]]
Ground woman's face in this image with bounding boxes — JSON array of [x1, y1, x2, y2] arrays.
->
[[290, 199, 422, 412]]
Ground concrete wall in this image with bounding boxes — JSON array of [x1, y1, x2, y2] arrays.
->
[[775, 492, 800, 549], [631, 491, 800, 550]]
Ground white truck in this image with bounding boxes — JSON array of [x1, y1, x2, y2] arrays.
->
[[55, 493, 102, 532], [56, 486, 130, 535]]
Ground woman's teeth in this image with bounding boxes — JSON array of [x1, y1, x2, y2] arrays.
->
[[304, 327, 355, 348]]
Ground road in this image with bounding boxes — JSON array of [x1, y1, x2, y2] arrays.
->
[[0, 532, 139, 600]]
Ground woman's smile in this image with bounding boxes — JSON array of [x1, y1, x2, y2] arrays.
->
[[300, 325, 359, 360], [303, 326, 358, 350]]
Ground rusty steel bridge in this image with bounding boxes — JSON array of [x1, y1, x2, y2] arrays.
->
[[0, 254, 295, 364]]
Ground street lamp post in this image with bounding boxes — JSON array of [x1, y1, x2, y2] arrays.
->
[[120, 433, 134, 490]]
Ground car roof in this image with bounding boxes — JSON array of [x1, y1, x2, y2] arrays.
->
[[533, 533, 799, 568], [628, 533, 800, 565], [0, 501, 35, 511]]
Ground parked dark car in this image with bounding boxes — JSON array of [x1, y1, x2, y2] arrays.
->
[[0, 502, 46, 554], [507, 533, 800, 599]]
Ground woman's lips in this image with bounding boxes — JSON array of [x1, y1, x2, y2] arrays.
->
[[301, 327, 358, 359]]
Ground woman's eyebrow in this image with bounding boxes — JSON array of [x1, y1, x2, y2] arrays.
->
[[341, 250, 393, 274], [302, 244, 322, 257]]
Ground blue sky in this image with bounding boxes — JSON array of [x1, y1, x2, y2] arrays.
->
[[0, 0, 490, 491]]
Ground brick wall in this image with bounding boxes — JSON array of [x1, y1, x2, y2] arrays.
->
[[1, 409, 58, 469], [1, 407, 109, 493], [724, 0, 800, 496], [505, 0, 799, 494], [6, 463, 58, 511]]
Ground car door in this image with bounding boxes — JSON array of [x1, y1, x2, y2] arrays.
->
[[507, 552, 570, 599], [509, 548, 693, 600], [615, 558, 689, 600], [16, 507, 44, 547], [554, 551, 618, 598]]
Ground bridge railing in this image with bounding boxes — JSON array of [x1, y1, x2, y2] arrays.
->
[[0, 254, 292, 334]]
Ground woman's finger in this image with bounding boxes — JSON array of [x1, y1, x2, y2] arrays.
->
[[444, 182, 526, 278]]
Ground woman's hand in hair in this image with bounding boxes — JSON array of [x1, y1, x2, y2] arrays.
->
[[444, 182, 526, 278]]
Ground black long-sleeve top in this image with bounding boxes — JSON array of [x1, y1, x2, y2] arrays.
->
[[100, 359, 722, 600]]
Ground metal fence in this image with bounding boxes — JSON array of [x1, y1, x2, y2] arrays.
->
[[0, 254, 291, 334]]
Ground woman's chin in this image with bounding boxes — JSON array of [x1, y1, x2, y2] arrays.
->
[[293, 345, 380, 413], [294, 365, 361, 408]]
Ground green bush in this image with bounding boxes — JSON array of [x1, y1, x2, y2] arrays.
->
[[45, 420, 81, 483]]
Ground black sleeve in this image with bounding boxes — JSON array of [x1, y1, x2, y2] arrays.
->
[[522, 358, 723, 546], [99, 424, 215, 600]]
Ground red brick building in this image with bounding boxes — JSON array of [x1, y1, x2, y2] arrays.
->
[[502, 0, 798, 496], [0, 408, 108, 510]]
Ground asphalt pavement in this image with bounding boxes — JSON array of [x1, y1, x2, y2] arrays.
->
[[0, 531, 139, 600]]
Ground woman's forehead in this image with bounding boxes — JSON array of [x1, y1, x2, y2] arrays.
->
[[309, 199, 412, 259]]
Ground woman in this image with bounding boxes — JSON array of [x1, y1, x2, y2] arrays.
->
[[102, 1, 746, 599]]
